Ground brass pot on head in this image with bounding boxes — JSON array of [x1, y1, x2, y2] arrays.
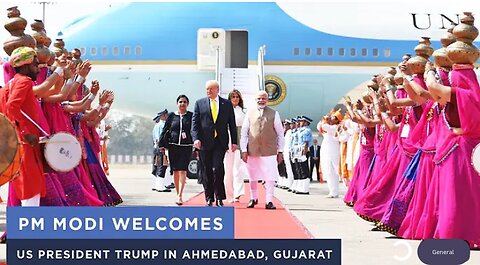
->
[[31, 19, 46, 33], [54, 38, 65, 49], [447, 12, 479, 64], [407, 56, 428, 74], [367, 79, 379, 92], [44, 36, 52, 48], [432, 47, 452, 68], [414, 37, 434, 58], [31, 19, 50, 64], [394, 72, 403, 85], [441, 26, 456, 47], [3, 6, 36, 56], [387, 66, 397, 76]]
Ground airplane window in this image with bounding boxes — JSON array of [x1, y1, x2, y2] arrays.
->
[[350, 48, 356, 56], [327, 48, 334, 56], [316, 48, 322, 56], [293, 48, 300, 56], [124, 47, 130, 56], [90, 47, 97, 56], [113, 47, 119, 56], [305, 48, 311, 56], [80, 48, 86, 56], [361, 48, 368, 56], [102, 47, 108, 56], [135, 46, 142, 56], [384, 48, 391, 58], [373, 48, 379, 57], [339, 48, 345, 56]]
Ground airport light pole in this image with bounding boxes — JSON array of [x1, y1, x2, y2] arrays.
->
[[35, 1, 54, 25]]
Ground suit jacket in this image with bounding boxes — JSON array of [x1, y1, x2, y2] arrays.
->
[[309, 145, 320, 160], [191, 96, 237, 151]]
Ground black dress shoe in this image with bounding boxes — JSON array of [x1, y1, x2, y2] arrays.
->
[[206, 200, 213, 207], [296, 191, 309, 195], [246, 199, 258, 208], [216, 200, 224, 207], [157, 189, 172, 192], [265, 202, 276, 210]]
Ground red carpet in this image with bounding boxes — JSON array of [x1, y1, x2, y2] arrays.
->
[[184, 183, 312, 239]]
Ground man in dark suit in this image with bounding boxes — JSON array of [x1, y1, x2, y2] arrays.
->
[[309, 138, 321, 181], [192, 80, 237, 207]]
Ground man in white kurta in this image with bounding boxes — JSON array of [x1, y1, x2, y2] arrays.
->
[[241, 91, 285, 210]]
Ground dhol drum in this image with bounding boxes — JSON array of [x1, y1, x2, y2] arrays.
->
[[472, 143, 480, 175], [0, 113, 22, 186], [43, 132, 82, 172]]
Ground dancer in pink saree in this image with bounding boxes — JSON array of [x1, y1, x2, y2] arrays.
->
[[400, 13, 480, 248]]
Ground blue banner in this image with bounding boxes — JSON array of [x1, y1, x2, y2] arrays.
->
[[8, 239, 342, 265], [7, 206, 234, 239]]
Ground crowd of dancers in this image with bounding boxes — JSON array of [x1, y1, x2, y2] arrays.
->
[[0, 7, 122, 242], [339, 13, 480, 249]]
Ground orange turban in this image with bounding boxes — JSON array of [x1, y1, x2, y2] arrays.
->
[[333, 110, 343, 122]]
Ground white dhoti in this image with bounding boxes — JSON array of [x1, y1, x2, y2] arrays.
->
[[224, 149, 246, 200], [246, 155, 279, 203], [246, 156, 279, 181]]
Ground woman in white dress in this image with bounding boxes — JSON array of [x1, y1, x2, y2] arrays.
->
[[224, 90, 247, 202]]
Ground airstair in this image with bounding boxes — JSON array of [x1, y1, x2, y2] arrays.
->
[[197, 28, 265, 110]]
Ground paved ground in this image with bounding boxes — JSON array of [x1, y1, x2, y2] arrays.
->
[[0, 164, 479, 264]]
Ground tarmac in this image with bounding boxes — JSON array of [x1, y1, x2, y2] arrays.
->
[[0, 164, 479, 265]]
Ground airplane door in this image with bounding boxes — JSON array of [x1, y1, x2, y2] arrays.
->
[[225, 30, 248, 68]]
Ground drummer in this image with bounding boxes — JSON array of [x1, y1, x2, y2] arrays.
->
[[1, 47, 46, 206]]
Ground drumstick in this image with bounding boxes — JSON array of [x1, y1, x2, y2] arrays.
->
[[39, 140, 76, 144], [21, 110, 49, 136]]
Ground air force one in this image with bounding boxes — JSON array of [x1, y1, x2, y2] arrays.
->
[[59, 1, 480, 122]]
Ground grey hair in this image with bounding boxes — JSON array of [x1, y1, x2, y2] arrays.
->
[[257, 90, 268, 98]]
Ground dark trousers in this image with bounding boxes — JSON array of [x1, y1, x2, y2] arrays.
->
[[200, 138, 227, 202], [309, 158, 320, 180], [278, 161, 287, 178], [295, 160, 309, 180], [291, 160, 300, 180], [152, 151, 167, 178], [152, 164, 167, 178]]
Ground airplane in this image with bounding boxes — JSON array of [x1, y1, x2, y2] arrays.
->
[[5, 1, 480, 124]]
